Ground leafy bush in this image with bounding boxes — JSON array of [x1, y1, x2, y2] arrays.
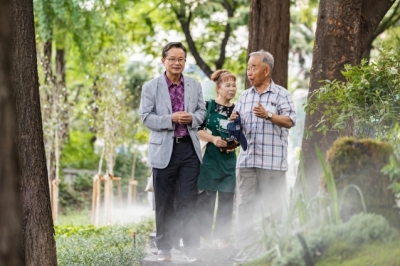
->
[[56, 220, 154, 266], [325, 137, 399, 226], [305, 47, 400, 139], [243, 148, 399, 266], [58, 181, 90, 213], [268, 213, 398, 266], [61, 130, 100, 170], [58, 173, 95, 214], [305, 47, 400, 194]]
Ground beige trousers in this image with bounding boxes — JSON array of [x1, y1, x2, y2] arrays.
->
[[235, 167, 287, 250]]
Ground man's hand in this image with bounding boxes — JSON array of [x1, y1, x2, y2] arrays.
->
[[171, 111, 192, 124], [229, 111, 239, 121], [253, 102, 268, 119]]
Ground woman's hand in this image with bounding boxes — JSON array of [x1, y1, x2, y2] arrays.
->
[[212, 136, 227, 148], [229, 111, 238, 121]]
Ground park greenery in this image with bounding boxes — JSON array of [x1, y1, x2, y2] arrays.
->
[[32, 0, 326, 214], [55, 220, 154, 266], [4, 0, 400, 265], [243, 145, 400, 265], [305, 48, 400, 195]]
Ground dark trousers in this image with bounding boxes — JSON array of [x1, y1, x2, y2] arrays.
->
[[196, 190, 234, 242], [153, 140, 200, 250]]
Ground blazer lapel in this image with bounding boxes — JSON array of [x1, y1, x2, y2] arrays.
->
[[184, 75, 190, 112], [158, 76, 172, 113]]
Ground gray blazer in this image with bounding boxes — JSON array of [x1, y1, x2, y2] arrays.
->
[[139, 74, 206, 169]]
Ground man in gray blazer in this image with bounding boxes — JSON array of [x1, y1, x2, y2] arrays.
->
[[139, 42, 206, 262]]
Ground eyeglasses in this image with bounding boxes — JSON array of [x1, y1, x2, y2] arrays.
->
[[247, 65, 267, 73], [247, 66, 261, 73], [166, 57, 186, 64]]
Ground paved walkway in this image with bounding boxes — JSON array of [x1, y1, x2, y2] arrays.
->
[[142, 247, 238, 266], [142, 232, 240, 265]]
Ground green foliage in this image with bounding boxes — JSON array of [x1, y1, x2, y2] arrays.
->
[[57, 210, 91, 226], [305, 48, 400, 138], [316, 240, 400, 266], [61, 130, 99, 170], [55, 225, 107, 237], [132, 0, 249, 75], [56, 220, 154, 266], [305, 48, 400, 198], [58, 179, 91, 213], [325, 137, 399, 227], [125, 61, 151, 110], [243, 146, 399, 266], [252, 213, 399, 266], [326, 137, 393, 178], [114, 149, 151, 198], [316, 144, 340, 225]]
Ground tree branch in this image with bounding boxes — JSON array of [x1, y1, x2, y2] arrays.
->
[[174, 6, 213, 77], [144, 0, 165, 16], [215, 0, 235, 69], [373, 0, 400, 38], [359, 0, 396, 51]]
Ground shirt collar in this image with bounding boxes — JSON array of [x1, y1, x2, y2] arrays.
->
[[250, 79, 277, 94], [164, 72, 184, 88]]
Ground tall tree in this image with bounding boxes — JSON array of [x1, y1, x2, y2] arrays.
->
[[0, 0, 23, 264], [171, 0, 245, 77], [247, 0, 290, 88], [130, 0, 249, 79], [362, 0, 400, 60], [301, 0, 396, 195], [11, 0, 58, 264]]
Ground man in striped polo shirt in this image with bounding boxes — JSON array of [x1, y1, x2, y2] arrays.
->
[[231, 49, 296, 259]]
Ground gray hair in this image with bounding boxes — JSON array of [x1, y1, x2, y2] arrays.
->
[[249, 50, 274, 70]]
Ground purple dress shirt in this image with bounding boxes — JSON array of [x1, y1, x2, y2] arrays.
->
[[164, 72, 189, 137]]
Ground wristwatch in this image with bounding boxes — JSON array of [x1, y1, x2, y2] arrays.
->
[[266, 112, 273, 120]]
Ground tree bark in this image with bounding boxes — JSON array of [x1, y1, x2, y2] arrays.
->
[[0, 0, 24, 264], [11, 0, 58, 265], [301, 0, 395, 196], [246, 0, 290, 89]]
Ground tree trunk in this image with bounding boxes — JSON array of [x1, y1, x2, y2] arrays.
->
[[301, 0, 395, 196], [56, 48, 68, 141], [0, 0, 24, 264], [11, 0, 58, 265], [246, 0, 290, 89]]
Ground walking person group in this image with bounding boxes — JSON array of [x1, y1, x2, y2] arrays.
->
[[139, 42, 296, 263]]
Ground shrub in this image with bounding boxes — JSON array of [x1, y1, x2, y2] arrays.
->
[[268, 213, 398, 266], [325, 137, 399, 227], [56, 220, 154, 266]]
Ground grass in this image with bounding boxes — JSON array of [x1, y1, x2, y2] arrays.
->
[[56, 210, 91, 226], [316, 240, 400, 266]]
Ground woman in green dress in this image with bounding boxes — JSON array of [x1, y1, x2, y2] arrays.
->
[[197, 69, 238, 249]]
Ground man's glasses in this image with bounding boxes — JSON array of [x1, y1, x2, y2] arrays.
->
[[166, 58, 186, 64]]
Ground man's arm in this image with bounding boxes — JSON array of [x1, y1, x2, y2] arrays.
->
[[139, 82, 175, 132], [253, 93, 296, 129], [266, 113, 293, 128]]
